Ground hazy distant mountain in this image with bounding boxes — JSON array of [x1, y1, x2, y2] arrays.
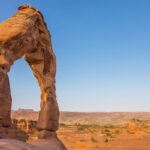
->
[[11, 108, 150, 126]]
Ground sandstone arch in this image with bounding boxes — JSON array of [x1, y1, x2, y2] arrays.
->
[[0, 5, 59, 134]]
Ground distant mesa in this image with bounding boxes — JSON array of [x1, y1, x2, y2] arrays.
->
[[17, 108, 34, 113]]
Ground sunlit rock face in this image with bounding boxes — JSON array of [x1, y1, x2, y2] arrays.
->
[[0, 4, 67, 150], [0, 4, 59, 133], [11, 118, 37, 132], [128, 118, 137, 134]]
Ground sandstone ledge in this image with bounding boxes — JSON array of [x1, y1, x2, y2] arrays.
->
[[0, 138, 67, 150]]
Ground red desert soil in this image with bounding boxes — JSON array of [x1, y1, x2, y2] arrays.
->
[[11, 109, 150, 150]]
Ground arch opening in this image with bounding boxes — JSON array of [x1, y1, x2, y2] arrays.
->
[[9, 58, 41, 112]]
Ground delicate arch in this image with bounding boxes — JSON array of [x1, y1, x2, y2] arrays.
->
[[0, 5, 59, 133]]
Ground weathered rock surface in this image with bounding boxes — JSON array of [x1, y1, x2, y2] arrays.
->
[[128, 118, 137, 134], [32, 139, 67, 150], [10, 119, 37, 141], [0, 139, 66, 150], [0, 73, 12, 128], [0, 4, 59, 133], [12, 118, 37, 132], [0, 4, 66, 149]]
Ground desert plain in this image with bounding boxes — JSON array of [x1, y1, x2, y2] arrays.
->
[[11, 109, 150, 150]]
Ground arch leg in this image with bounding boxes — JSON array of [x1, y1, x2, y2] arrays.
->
[[0, 71, 11, 128]]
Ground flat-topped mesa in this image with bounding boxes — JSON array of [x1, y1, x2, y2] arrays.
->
[[0, 5, 59, 136]]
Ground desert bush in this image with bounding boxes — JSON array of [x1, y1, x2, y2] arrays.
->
[[91, 136, 98, 143], [104, 138, 109, 143], [59, 123, 68, 128], [106, 133, 111, 137], [115, 130, 119, 134], [104, 129, 110, 132]]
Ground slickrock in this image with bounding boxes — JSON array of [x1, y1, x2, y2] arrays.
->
[[0, 139, 54, 150], [0, 138, 67, 150], [128, 118, 137, 134]]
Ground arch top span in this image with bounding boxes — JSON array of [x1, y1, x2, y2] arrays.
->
[[0, 5, 59, 134]]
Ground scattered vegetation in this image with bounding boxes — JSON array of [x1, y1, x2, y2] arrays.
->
[[100, 126, 121, 139], [104, 138, 109, 143], [115, 129, 120, 134], [106, 132, 112, 137], [59, 123, 69, 128], [76, 124, 101, 133], [91, 136, 98, 143], [104, 129, 110, 132], [80, 139, 85, 142], [103, 125, 121, 129]]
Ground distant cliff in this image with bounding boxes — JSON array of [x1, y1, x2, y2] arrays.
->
[[11, 108, 150, 126], [12, 108, 39, 121]]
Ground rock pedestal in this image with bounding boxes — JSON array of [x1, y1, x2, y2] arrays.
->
[[128, 118, 137, 134]]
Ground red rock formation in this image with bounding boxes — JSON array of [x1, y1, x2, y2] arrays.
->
[[0, 73, 11, 127], [0, 4, 67, 150], [0, 4, 59, 133], [128, 118, 137, 134]]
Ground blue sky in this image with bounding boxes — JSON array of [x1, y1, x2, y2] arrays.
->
[[1, 0, 150, 112]]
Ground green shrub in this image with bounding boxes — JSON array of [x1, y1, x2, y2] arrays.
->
[[104, 129, 110, 132], [115, 130, 119, 134], [104, 138, 109, 143], [106, 133, 111, 136], [59, 123, 68, 127], [91, 136, 98, 143]]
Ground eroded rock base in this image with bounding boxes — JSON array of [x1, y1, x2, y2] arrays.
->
[[0, 136, 67, 150]]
